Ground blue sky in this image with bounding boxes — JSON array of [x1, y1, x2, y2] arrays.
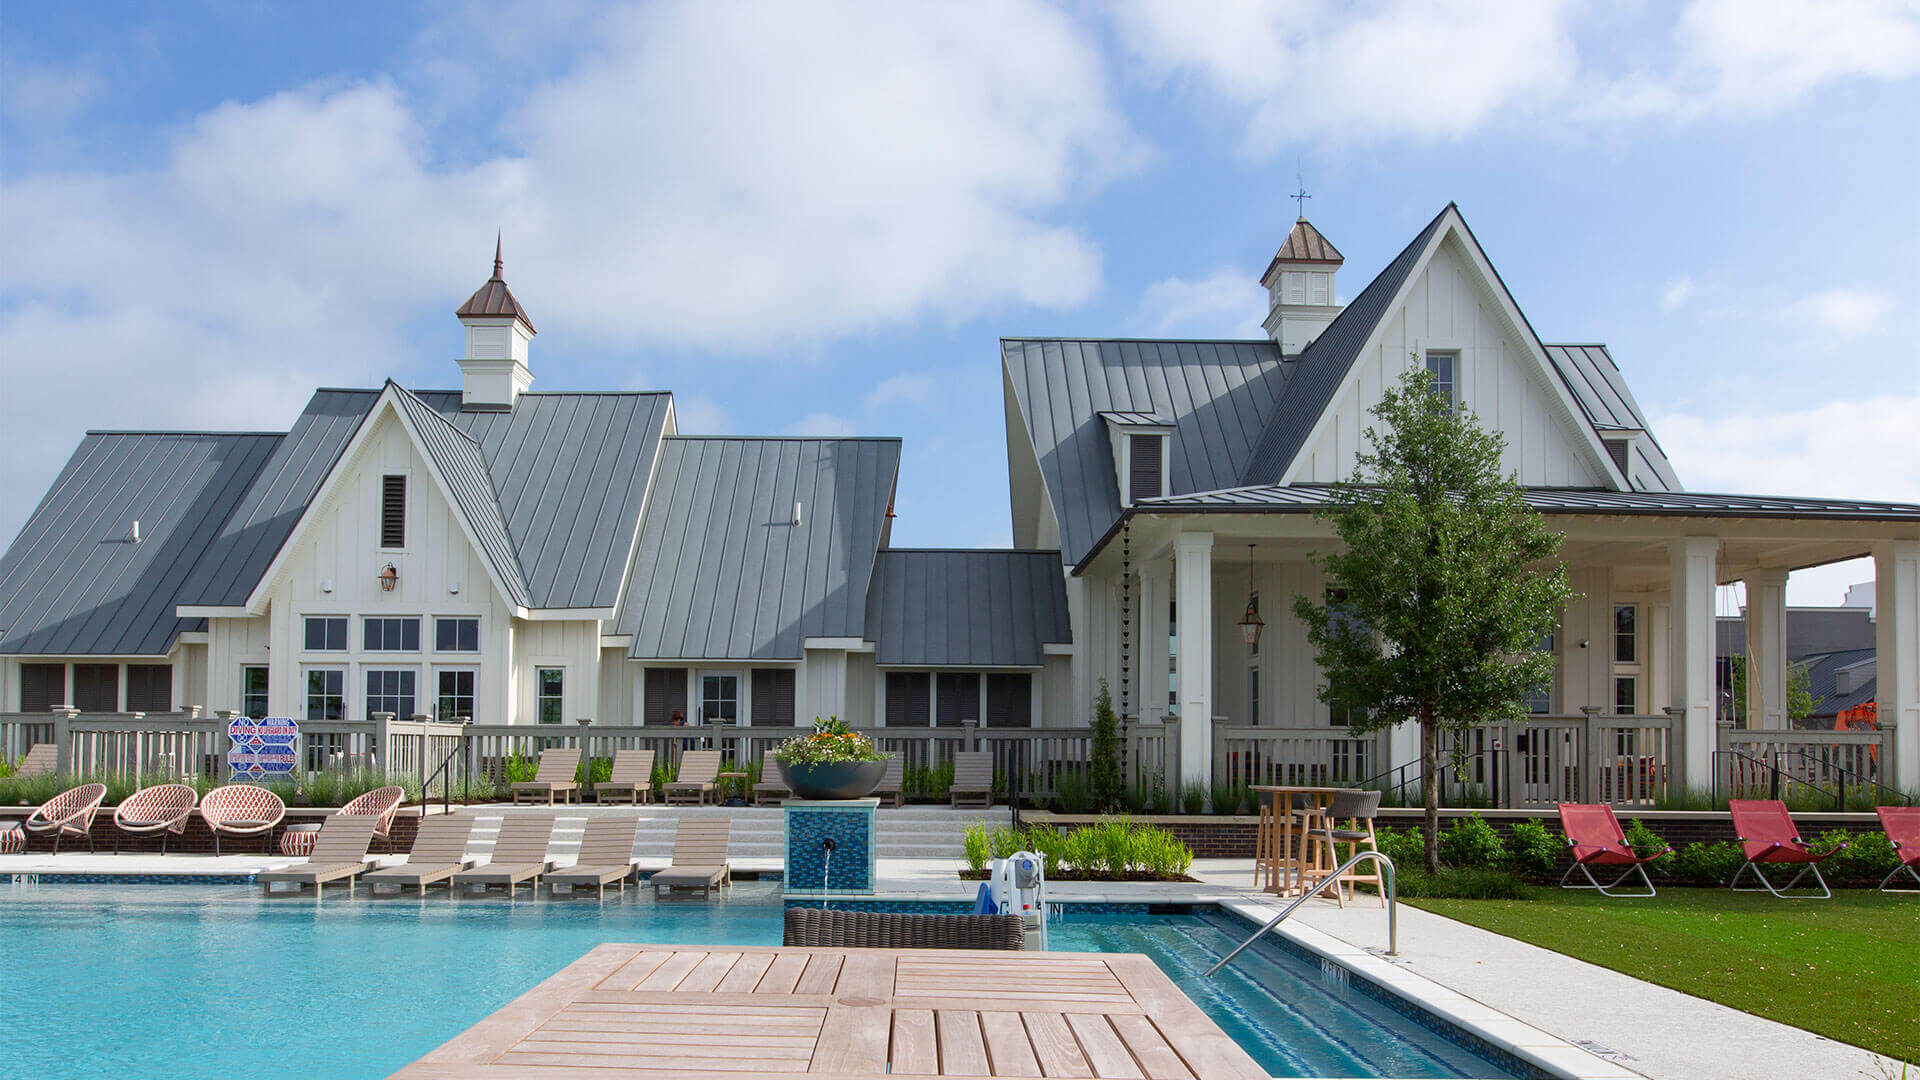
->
[[4, 1, 1917, 605]]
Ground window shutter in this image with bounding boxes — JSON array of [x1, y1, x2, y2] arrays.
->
[[986, 673, 1032, 728], [126, 665, 172, 712], [20, 663, 64, 712], [1128, 434, 1162, 503], [1605, 439, 1631, 478], [886, 673, 931, 726], [936, 673, 979, 726], [381, 475, 407, 548], [751, 669, 796, 725], [74, 664, 118, 712], [644, 669, 688, 724]]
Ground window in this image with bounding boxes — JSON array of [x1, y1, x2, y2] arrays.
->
[[241, 666, 270, 719], [304, 616, 347, 652], [1247, 665, 1261, 726], [1525, 634, 1555, 714], [364, 617, 421, 652], [1613, 604, 1637, 664], [885, 672, 932, 726], [751, 668, 796, 725], [381, 474, 407, 548], [536, 667, 564, 725], [305, 668, 345, 721], [434, 617, 480, 652], [698, 673, 738, 725], [436, 669, 476, 722], [936, 673, 980, 726], [1127, 434, 1163, 504], [1614, 675, 1637, 716], [643, 668, 688, 725], [365, 668, 417, 719], [986, 673, 1032, 728], [20, 663, 64, 712], [74, 663, 118, 712], [126, 664, 172, 712], [1167, 595, 1178, 709], [1425, 350, 1457, 404]]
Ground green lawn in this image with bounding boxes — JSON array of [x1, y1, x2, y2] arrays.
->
[[1407, 889, 1920, 1065]]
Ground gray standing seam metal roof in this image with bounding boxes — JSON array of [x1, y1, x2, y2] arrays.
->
[[174, 386, 670, 611], [390, 384, 533, 609], [1002, 338, 1293, 567], [1797, 648, 1877, 718], [0, 432, 282, 655], [621, 437, 901, 660], [1139, 483, 1920, 519], [1718, 607, 1878, 661], [1544, 344, 1681, 491], [865, 549, 1071, 667]]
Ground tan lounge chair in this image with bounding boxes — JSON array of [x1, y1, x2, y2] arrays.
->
[[113, 783, 198, 854], [364, 815, 476, 897], [547, 816, 643, 899], [12, 743, 56, 779], [663, 750, 722, 806], [453, 816, 555, 896], [339, 785, 407, 851], [200, 784, 287, 855], [874, 754, 904, 808], [24, 783, 107, 853], [511, 748, 582, 805], [593, 749, 655, 804], [258, 814, 378, 896], [752, 753, 790, 806], [950, 751, 994, 809], [650, 818, 731, 899]]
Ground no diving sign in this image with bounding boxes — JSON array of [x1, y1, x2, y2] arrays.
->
[[229, 716, 299, 780]]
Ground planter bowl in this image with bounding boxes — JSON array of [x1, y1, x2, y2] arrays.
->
[[777, 760, 888, 801]]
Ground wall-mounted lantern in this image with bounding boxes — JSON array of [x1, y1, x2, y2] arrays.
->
[[378, 563, 399, 592]]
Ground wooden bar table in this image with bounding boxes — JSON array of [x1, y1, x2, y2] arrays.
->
[[1250, 784, 1348, 896], [391, 943, 1269, 1079]]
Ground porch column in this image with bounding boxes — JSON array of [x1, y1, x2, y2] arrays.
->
[[1173, 531, 1214, 792], [1138, 560, 1171, 723], [1876, 541, 1920, 788], [1742, 569, 1790, 730], [1668, 538, 1719, 787]]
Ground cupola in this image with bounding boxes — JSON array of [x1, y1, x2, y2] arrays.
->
[[1260, 218, 1343, 356], [455, 234, 536, 410]]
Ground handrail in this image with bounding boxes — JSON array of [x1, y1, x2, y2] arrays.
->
[[421, 731, 470, 813], [1205, 851, 1397, 975], [1713, 746, 1909, 809]]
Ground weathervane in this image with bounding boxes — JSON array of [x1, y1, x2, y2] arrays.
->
[[1291, 164, 1311, 221]]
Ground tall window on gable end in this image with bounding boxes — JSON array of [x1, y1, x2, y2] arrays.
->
[[1425, 351, 1457, 406], [1128, 434, 1163, 504], [381, 475, 407, 548]]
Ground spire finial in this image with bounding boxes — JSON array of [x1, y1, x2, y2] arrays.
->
[[1291, 163, 1311, 221], [492, 231, 504, 279]]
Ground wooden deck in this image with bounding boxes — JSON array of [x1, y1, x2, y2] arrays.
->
[[391, 943, 1269, 1079]]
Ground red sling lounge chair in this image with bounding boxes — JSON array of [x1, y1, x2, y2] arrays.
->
[[1877, 806, 1920, 893], [25, 783, 107, 854], [1556, 803, 1667, 897], [1728, 799, 1846, 899]]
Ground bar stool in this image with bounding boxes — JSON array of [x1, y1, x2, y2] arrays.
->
[[1253, 795, 1274, 887], [1310, 789, 1383, 906]]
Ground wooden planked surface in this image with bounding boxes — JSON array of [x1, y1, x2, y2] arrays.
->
[[390, 944, 1269, 1079]]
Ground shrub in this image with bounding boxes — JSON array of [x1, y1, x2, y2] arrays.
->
[[1372, 825, 1424, 871], [1209, 780, 1250, 816], [1054, 771, 1093, 814], [1505, 817, 1560, 875], [1441, 814, 1505, 868], [1621, 818, 1675, 875], [1060, 826, 1104, 875], [1089, 680, 1123, 812], [1180, 784, 1206, 816], [1671, 840, 1745, 886], [1815, 828, 1899, 886], [1394, 867, 1531, 900], [1021, 824, 1067, 877], [1132, 825, 1195, 878], [962, 824, 991, 872]]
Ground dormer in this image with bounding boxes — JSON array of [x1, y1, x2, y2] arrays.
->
[[1261, 218, 1344, 357], [455, 235, 536, 410], [1101, 411, 1173, 506], [1596, 426, 1643, 488]]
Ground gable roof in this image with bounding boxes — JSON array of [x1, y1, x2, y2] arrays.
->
[[865, 549, 1071, 667], [388, 385, 533, 609], [0, 432, 281, 655], [621, 437, 900, 660], [1001, 339, 1292, 565], [1545, 344, 1681, 491]]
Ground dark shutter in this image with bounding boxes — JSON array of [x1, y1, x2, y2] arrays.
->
[[1128, 434, 1162, 503], [936, 673, 980, 726], [74, 663, 119, 712], [885, 672, 931, 726], [381, 475, 407, 548], [20, 663, 64, 712], [751, 668, 796, 725], [644, 668, 688, 725], [1606, 439, 1631, 478], [126, 665, 173, 712], [986, 673, 1032, 728]]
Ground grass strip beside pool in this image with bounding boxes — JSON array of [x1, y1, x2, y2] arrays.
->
[[1407, 888, 1920, 1065]]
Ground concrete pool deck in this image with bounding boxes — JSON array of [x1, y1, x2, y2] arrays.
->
[[4, 844, 1910, 1079]]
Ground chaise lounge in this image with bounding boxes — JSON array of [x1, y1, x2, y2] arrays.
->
[[11, 743, 56, 779], [650, 817, 730, 899], [1728, 799, 1847, 899], [453, 816, 555, 896], [1557, 802, 1669, 898], [663, 750, 722, 806], [338, 785, 407, 851], [950, 751, 993, 809], [547, 816, 643, 898], [510, 748, 582, 805], [1876, 805, 1920, 893], [363, 814, 476, 897], [258, 814, 379, 896], [592, 749, 655, 804]]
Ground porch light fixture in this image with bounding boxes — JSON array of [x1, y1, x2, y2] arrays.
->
[[378, 563, 399, 592], [1237, 543, 1263, 648]]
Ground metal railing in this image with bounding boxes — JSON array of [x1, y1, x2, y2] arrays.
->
[[1206, 851, 1399, 974]]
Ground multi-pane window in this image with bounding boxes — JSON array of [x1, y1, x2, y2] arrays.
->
[[1614, 675, 1637, 715], [381, 474, 407, 548], [1525, 634, 1555, 714], [536, 668, 564, 725], [435, 617, 480, 652], [304, 616, 347, 652], [1167, 596, 1178, 710], [241, 666, 270, 719], [363, 616, 421, 652], [305, 668, 346, 721], [1613, 604, 1637, 664], [365, 669, 416, 719], [1425, 351, 1457, 404], [1247, 666, 1261, 726], [436, 669, 476, 723]]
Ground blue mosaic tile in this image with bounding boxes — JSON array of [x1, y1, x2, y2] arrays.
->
[[784, 804, 875, 895]]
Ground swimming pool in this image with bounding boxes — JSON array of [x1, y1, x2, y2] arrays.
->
[[0, 883, 1522, 1079]]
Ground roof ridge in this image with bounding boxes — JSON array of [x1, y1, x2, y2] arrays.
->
[[665, 434, 904, 443], [386, 381, 485, 451], [1001, 336, 1277, 346], [83, 430, 287, 438], [882, 547, 1063, 555]]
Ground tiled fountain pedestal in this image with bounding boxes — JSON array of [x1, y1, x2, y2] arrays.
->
[[782, 798, 877, 900]]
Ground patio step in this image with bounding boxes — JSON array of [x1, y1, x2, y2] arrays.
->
[[468, 804, 1006, 861]]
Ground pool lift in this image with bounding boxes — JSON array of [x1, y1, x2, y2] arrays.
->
[[975, 851, 1050, 949]]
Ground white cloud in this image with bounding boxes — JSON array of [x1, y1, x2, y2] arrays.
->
[[866, 372, 936, 410], [673, 394, 729, 435], [1792, 287, 1894, 337], [789, 412, 857, 437], [1674, 0, 1920, 112], [1653, 391, 1920, 503], [1660, 277, 1695, 312], [1132, 269, 1268, 337]]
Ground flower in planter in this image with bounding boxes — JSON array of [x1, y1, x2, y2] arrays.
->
[[773, 716, 885, 766]]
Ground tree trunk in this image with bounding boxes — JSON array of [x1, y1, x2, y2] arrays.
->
[[1420, 709, 1440, 874]]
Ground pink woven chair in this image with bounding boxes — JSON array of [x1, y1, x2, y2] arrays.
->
[[113, 783, 199, 854], [338, 785, 406, 851], [200, 784, 287, 856], [24, 783, 107, 853]]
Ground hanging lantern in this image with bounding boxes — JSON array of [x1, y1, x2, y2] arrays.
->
[[1237, 543, 1263, 647], [377, 563, 399, 592]]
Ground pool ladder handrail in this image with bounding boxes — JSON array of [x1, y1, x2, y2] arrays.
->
[[1205, 851, 1397, 976]]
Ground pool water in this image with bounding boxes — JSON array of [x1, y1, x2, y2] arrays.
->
[[0, 883, 1518, 1079]]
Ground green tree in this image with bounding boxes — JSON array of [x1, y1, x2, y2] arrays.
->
[[1292, 364, 1576, 872], [1725, 656, 1816, 725], [1089, 679, 1123, 812]]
